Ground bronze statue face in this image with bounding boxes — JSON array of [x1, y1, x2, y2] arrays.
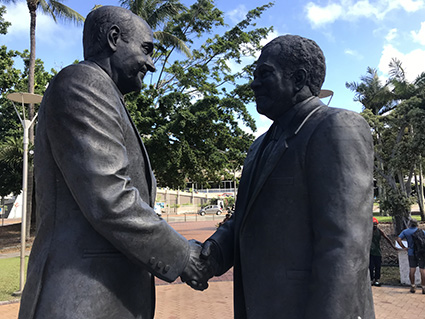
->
[[110, 17, 155, 95], [251, 46, 296, 121]]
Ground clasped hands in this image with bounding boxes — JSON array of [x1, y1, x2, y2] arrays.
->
[[180, 239, 219, 291]]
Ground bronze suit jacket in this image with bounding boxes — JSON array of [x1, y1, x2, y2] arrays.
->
[[19, 61, 189, 319], [209, 97, 375, 319]]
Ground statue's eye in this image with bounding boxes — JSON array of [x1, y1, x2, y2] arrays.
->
[[142, 43, 153, 55]]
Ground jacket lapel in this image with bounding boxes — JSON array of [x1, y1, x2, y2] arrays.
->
[[84, 61, 156, 206], [239, 97, 325, 230]]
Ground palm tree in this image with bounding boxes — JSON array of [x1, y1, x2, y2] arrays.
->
[[120, 0, 191, 58], [345, 66, 395, 115], [2, 0, 84, 138]]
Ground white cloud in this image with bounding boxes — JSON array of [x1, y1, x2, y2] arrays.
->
[[347, 0, 378, 19], [227, 5, 248, 24], [305, 3, 343, 28], [378, 44, 425, 82], [305, 0, 425, 28], [386, 28, 398, 42], [3, 2, 30, 35], [411, 21, 425, 45], [344, 49, 363, 59], [399, 0, 425, 12]]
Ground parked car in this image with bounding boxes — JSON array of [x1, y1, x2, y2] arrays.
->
[[198, 205, 222, 216]]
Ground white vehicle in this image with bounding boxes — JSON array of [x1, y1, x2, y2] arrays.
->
[[154, 205, 162, 216]]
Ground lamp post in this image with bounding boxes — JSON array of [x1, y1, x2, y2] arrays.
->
[[6, 92, 43, 295]]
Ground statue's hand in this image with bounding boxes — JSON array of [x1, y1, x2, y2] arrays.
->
[[200, 240, 220, 275], [180, 240, 214, 291]]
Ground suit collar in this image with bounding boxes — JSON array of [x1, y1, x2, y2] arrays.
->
[[275, 96, 324, 140], [82, 60, 125, 103]]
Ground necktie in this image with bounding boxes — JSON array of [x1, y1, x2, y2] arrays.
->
[[252, 123, 281, 183]]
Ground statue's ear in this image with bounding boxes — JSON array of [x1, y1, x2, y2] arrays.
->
[[293, 69, 307, 91], [107, 25, 120, 52]]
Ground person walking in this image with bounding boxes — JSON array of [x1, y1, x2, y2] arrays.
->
[[397, 219, 425, 294]]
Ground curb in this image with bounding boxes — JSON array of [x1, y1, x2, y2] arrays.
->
[[0, 299, 20, 306]]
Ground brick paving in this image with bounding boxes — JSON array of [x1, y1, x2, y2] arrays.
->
[[1, 220, 425, 318]]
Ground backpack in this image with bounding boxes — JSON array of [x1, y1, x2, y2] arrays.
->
[[412, 228, 425, 259]]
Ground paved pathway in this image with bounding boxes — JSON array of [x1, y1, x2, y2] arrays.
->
[[1, 220, 425, 318]]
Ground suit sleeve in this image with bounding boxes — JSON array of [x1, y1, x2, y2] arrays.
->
[[43, 65, 189, 282], [304, 110, 374, 318]]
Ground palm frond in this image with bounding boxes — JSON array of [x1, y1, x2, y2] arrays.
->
[[0, 136, 23, 166], [148, 0, 185, 28], [38, 0, 57, 23], [38, 0, 84, 24], [48, 0, 85, 24], [91, 5, 102, 11], [154, 30, 191, 58], [388, 58, 405, 82], [414, 72, 425, 88]]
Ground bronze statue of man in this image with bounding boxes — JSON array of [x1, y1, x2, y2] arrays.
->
[[199, 35, 375, 318], [19, 6, 209, 319]]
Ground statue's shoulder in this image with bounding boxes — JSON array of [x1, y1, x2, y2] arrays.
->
[[54, 61, 103, 82], [319, 106, 367, 125], [314, 106, 371, 138]]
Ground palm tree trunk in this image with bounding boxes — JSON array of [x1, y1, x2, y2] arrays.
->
[[26, 1, 37, 238]]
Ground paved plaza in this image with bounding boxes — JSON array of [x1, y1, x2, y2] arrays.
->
[[1, 220, 425, 318]]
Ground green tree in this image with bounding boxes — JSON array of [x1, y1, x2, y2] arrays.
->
[[0, 45, 23, 141], [1, 0, 84, 141], [349, 60, 425, 233], [120, 0, 191, 57], [0, 5, 10, 34], [1, 0, 82, 232], [0, 136, 25, 197], [345, 66, 395, 115], [126, 0, 273, 188]]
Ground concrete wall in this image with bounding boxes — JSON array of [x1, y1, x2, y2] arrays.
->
[[156, 188, 218, 214], [396, 240, 422, 285]]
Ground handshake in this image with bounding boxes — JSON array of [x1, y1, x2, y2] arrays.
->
[[180, 239, 221, 291]]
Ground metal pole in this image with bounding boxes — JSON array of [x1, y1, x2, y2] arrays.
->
[[1, 197, 4, 227], [17, 122, 30, 294], [233, 167, 237, 200], [7, 92, 42, 296]]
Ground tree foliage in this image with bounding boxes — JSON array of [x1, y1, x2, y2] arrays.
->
[[0, 7, 54, 197], [120, 0, 191, 57], [125, 0, 273, 189], [348, 58, 425, 233], [0, 5, 10, 34]]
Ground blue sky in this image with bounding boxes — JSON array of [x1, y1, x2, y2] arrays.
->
[[2, 0, 425, 136]]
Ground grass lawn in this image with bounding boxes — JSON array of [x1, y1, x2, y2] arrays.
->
[[372, 215, 393, 223], [0, 256, 28, 301], [380, 266, 401, 286]]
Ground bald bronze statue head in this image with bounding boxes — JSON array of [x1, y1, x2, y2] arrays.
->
[[83, 6, 156, 95]]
